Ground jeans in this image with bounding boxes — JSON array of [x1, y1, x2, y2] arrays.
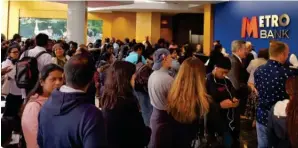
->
[[3, 93, 23, 133], [135, 91, 153, 126], [256, 121, 268, 148], [223, 130, 240, 148], [3, 94, 23, 117], [223, 132, 233, 148]]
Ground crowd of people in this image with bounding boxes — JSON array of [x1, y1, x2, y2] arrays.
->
[[1, 32, 298, 148]]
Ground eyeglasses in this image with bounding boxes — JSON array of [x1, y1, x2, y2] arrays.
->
[[55, 48, 64, 51]]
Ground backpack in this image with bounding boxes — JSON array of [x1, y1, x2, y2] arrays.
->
[[15, 50, 48, 91], [135, 56, 152, 93], [136, 55, 144, 70]]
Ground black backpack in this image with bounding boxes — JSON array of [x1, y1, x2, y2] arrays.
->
[[15, 50, 48, 91]]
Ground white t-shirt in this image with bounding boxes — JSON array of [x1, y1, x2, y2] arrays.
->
[[20, 46, 52, 98], [1, 59, 22, 96], [20, 46, 52, 72]]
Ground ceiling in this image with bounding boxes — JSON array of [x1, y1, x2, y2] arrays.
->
[[52, 1, 134, 8], [52, 0, 226, 14]]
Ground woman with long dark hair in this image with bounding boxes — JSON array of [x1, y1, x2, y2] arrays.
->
[[96, 52, 113, 97], [101, 61, 151, 148], [268, 76, 298, 147], [21, 64, 64, 148]]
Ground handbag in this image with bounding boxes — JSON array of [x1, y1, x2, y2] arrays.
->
[[191, 114, 224, 148]]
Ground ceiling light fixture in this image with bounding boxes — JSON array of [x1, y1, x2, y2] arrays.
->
[[145, 0, 166, 3], [161, 20, 168, 25], [134, 0, 166, 4]]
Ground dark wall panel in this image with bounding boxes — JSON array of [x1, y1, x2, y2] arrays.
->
[[172, 13, 204, 45]]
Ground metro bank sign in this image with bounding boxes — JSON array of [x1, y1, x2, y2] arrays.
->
[[241, 14, 290, 39]]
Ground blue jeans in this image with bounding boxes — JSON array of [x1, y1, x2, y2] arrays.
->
[[256, 121, 268, 148], [135, 91, 153, 126], [223, 132, 233, 148]]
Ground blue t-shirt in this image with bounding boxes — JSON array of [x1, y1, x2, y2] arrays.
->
[[125, 52, 146, 64]]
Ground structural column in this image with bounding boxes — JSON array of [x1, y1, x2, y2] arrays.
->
[[67, 1, 87, 45], [1, 0, 9, 38], [203, 4, 214, 56], [136, 12, 161, 44]]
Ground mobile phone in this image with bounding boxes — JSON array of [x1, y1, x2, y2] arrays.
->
[[230, 98, 234, 103]]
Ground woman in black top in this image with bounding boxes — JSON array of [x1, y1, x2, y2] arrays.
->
[[101, 61, 151, 148]]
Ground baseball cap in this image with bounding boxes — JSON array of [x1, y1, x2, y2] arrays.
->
[[152, 48, 170, 71]]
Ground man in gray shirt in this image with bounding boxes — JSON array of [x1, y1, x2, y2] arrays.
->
[[148, 48, 174, 110], [148, 48, 174, 147]]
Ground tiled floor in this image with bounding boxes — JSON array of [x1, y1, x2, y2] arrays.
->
[[240, 119, 258, 148]]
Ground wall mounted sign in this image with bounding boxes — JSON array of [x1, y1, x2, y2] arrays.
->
[[241, 14, 290, 39]]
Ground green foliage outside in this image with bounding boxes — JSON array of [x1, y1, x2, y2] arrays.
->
[[19, 17, 103, 43]]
